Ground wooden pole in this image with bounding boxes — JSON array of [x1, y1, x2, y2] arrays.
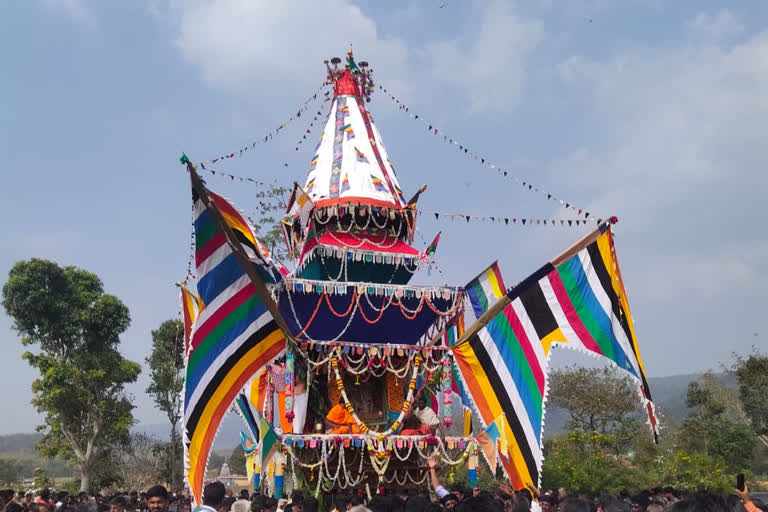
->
[[453, 220, 612, 348], [186, 160, 294, 338]]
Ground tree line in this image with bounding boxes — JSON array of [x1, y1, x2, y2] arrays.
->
[[541, 359, 768, 494]]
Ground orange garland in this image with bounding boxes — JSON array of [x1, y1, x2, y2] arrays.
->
[[325, 291, 358, 317]]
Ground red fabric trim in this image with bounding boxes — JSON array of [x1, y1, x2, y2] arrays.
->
[[355, 97, 401, 205], [315, 232, 419, 255], [313, 196, 402, 209]]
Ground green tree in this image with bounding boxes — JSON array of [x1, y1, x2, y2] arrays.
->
[[732, 351, 768, 447], [542, 431, 651, 495], [656, 450, 731, 492], [2, 259, 141, 491], [548, 365, 643, 454], [251, 184, 290, 263], [682, 374, 755, 473], [145, 319, 185, 489], [229, 444, 247, 475]]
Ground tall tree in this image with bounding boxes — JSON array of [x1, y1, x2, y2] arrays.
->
[[682, 373, 756, 472], [731, 351, 768, 448], [145, 319, 185, 488], [2, 259, 141, 491], [548, 365, 642, 454], [251, 184, 290, 263], [228, 444, 247, 476]]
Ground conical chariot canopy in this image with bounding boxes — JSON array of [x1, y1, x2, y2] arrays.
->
[[303, 50, 406, 209]]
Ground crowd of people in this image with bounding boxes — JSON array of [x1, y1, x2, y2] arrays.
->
[[0, 476, 764, 512]]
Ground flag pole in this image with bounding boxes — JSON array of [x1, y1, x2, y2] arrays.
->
[[453, 218, 616, 348], [184, 156, 294, 338]]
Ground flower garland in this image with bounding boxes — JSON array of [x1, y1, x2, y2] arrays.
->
[[366, 438, 392, 483], [286, 438, 367, 493], [442, 354, 453, 427], [383, 470, 430, 486], [285, 348, 295, 422], [331, 348, 422, 437]]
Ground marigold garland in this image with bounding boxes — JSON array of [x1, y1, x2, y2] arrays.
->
[[331, 348, 422, 437]]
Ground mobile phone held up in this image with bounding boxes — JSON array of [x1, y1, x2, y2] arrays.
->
[[736, 473, 745, 492]]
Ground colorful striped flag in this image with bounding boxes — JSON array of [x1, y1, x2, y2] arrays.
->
[[370, 175, 385, 191], [465, 261, 507, 319], [235, 392, 260, 442], [285, 183, 314, 231], [476, 414, 507, 470], [184, 182, 286, 505], [420, 232, 441, 263], [453, 224, 656, 491], [178, 282, 204, 358], [240, 431, 257, 454], [259, 414, 279, 470], [355, 147, 369, 163]]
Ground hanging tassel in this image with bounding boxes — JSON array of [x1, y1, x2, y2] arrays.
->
[[285, 348, 295, 422]]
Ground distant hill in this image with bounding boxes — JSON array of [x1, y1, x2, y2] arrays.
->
[[0, 372, 724, 455], [0, 433, 42, 454]]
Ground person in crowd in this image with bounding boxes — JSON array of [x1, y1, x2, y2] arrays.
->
[[538, 494, 557, 512], [287, 491, 304, 512], [199, 482, 226, 512], [440, 494, 459, 510], [145, 487, 168, 512], [557, 497, 590, 512], [426, 456, 451, 501], [300, 497, 316, 512], [231, 491, 250, 512], [735, 482, 766, 512], [108, 497, 126, 512], [326, 397, 362, 434], [348, 496, 364, 510]]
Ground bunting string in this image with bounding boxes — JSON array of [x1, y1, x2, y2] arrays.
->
[[196, 164, 285, 187], [378, 84, 595, 220], [189, 165, 600, 231], [294, 92, 333, 151], [420, 210, 602, 228], [195, 83, 327, 168]]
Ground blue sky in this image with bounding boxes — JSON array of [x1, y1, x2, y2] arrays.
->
[[1, 0, 766, 434]]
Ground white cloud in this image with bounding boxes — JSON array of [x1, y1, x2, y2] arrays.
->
[[547, 25, 768, 313], [635, 243, 768, 304], [424, 1, 542, 113], [170, 0, 542, 114], [552, 30, 768, 194], [687, 9, 744, 41], [173, 0, 410, 97], [40, 0, 96, 26]]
